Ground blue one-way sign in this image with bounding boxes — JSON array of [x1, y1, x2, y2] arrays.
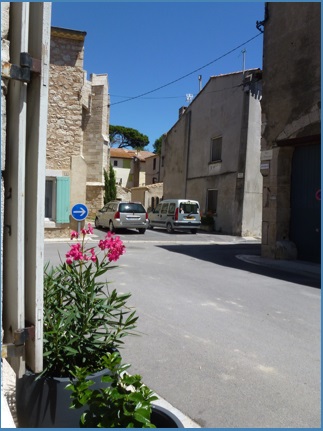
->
[[71, 203, 88, 221]]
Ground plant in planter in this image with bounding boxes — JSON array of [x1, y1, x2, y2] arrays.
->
[[67, 352, 184, 428], [16, 224, 139, 428], [67, 351, 158, 428], [201, 213, 215, 231], [42, 225, 137, 378]]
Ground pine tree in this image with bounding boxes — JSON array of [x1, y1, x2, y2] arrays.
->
[[104, 164, 117, 204]]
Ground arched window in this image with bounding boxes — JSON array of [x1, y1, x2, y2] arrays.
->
[[151, 197, 155, 209]]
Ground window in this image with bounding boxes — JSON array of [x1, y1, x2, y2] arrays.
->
[[168, 203, 176, 215], [153, 203, 162, 214], [45, 176, 70, 224], [45, 179, 54, 219], [153, 158, 156, 170], [113, 160, 118, 167], [207, 189, 218, 213], [211, 137, 222, 162], [161, 203, 168, 214], [119, 203, 145, 213]]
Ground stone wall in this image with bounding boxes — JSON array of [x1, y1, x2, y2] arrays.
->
[[260, 2, 321, 260], [83, 74, 109, 184], [45, 28, 110, 236], [46, 29, 86, 171], [86, 185, 104, 219]]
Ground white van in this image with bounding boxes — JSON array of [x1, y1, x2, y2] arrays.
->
[[148, 199, 201, 234]]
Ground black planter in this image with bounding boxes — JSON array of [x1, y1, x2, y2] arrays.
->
[[151, 405, 184, 428], [16, 369, 109, 428], [16, 372, 184, 428]]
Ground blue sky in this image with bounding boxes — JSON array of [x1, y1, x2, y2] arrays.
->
[[51, 2, 265, 152]]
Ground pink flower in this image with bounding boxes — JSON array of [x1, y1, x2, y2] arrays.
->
[[90, 248, 97, 262], [98, 232, 125, 262], [65, 230, 125, 265], [66, 243, 84, 263], [70, 231, 78, 240], [87, 223, 94, 235]]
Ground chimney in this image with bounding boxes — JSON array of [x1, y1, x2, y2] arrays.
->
[[178, 106, 187, 119]]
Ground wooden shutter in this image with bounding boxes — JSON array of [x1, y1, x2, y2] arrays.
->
[[56, 177, 70, 223]]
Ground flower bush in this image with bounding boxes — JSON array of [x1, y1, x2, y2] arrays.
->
[[43, 224, 138, 378]]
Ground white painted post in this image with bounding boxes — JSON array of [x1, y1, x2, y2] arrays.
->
[[3, 2, 29, 378], [24, 2, 51, 373]]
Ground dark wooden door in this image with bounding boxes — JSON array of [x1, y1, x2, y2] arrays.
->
[[290, 143, 321, 263]]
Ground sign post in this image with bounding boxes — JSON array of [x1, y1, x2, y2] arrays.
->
[[71, 203, 89, 233]]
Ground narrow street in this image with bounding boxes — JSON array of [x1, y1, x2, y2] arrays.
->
[[45, 229, 321, 428]]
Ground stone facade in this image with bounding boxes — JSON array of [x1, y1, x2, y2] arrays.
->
[[145, 153, 163, 185], [161, 70, 263, 237], [47, 28, 85, 171], [45, 27, 110, 235], [131, 183, 164, 211], [260, 3, 321, 262], [110, 148, 155, 189]]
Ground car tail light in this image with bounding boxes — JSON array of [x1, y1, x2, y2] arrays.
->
[[174, 208, 179, 221], [146, 212, 148, 221], [114, 211, 120, 219]]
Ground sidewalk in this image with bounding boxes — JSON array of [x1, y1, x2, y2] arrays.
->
[[237, 254, 321, 281]]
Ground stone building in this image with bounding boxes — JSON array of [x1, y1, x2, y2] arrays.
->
[[45, 27, 109, 237], [161, 69, 263, 237], [260, 3, 321, 262], [110, 148, 155, 188]]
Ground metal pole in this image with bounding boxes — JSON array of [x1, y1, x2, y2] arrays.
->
[[242, 49, 246, 75]]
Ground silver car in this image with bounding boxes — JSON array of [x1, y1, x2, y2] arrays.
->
[[95, 201, 148, 234]]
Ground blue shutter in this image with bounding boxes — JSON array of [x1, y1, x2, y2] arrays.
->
[[56, 177, 70, 223]]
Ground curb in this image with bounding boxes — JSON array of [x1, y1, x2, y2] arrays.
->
[[237, 254, 321, 279]]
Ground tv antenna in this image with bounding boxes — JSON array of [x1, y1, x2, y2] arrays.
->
[[186, 93, 194, 104]]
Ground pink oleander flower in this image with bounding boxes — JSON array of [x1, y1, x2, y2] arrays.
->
[[65, 228, 125, 265], [90, 248, 97, 262], [87, 223, 94, 235], [66, 243, 84, 263], [70, 230, 79, 240], [98, 231, 125, 262], [81, 223, 94, 236]]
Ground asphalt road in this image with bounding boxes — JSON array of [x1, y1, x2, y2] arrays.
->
[[45, 228, 321, 428]]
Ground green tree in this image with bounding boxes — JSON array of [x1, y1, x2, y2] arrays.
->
[[153, 135, 163, 155], [104, 164, 117, 204], [109, 125, 149, 150]]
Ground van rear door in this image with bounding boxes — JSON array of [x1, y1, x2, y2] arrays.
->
[[178, 201, 200, 222]]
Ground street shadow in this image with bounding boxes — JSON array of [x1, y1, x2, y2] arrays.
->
[[94, 227, 146, 236], [157, 243, 321, 289]]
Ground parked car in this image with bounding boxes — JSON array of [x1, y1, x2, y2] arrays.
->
[[148, 199, 201, 234], [95, 201, 148, 234]]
